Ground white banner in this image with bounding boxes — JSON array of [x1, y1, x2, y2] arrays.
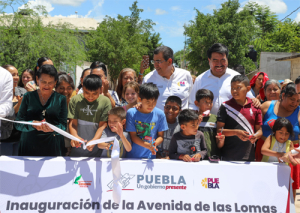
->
[[0, 157, 291, 213]]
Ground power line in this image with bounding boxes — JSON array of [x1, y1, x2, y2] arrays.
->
[[279, 6, 300, 23]]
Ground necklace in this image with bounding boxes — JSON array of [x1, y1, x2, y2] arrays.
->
[[38, 89, 52, 106]]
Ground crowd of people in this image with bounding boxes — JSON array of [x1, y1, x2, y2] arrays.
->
[[1, 43, 300, 196]]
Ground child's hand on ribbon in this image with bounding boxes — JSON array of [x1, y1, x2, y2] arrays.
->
[[179, 154, 193, 162], [71, 137, 85, 149], [191, 153, 201, 162], [236, 130, 250, 141], [149, 140, 157, 155]]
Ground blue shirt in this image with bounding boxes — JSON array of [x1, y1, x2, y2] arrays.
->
[[126, 107, 168, 158]]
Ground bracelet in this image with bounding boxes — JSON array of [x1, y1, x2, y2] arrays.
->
[[139, 72, 144, 76]]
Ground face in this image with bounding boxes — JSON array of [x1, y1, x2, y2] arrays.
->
[[255, 74, 264, 88], [265, 84, 281, 101], [91, 68, 107, 81], [138, 97, 157, 113], [208, 52, 228, 77], [153, 52, 172, 76], [56, 80, 73, 98], [81, 70, 91, 85], [124, 87, 138, 104], [22, 71, 33, 86], [82, 86, 101, 103], [7, 66, 19, 87], [281, 93, 300, 112], [122, 71, 135, 87], [164, 101, 180, 121], [181, 120, 199, 136], [36, 74, 56, 95], [194, 97, 213, 113], [231, 82, 250, 102], [108, 114, 125, 132], [275, 127, 290, 143]]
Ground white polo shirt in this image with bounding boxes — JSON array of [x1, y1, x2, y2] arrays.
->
[[143, 67, 193, 111], [188, 68, 254, 115]]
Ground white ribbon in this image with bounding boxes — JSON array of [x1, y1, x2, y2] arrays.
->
[[0, 117, 122, 203]]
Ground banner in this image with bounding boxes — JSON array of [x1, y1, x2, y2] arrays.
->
[[0, 157, 291, 213]]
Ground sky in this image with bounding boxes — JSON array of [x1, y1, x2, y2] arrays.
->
[[4, 0, 300, 53]]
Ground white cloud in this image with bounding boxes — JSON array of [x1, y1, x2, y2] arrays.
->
[[295, 12, 300, 23], [155, 8, 167, 15], [205, 4, 217, 11], [243, 0, 287, 14], [171, 6, 181, 11], [49, 0, 86, 6], [19, 0, 54, 13], [156, 21, 186, 37], [146, 7, 152, 12]]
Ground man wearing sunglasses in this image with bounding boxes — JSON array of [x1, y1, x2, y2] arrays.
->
[[142, 46, 193, 111]]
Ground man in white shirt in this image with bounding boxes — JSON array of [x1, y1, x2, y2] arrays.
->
[[0, 67, 13, 119], [143, 46, 193, 111], [189, 43, 255, 114]]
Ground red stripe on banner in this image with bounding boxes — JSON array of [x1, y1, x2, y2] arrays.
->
[[107, 189, 134, 192]]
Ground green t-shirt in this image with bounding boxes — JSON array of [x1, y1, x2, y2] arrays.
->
[[68, 94, 112, 157], [198, 114, 220, 159]]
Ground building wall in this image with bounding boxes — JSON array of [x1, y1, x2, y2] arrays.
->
[[291, 58, 300, 81], [260, 52, 296, 80]]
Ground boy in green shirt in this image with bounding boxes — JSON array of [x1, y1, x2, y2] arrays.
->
[[68, 74, 112, 157]]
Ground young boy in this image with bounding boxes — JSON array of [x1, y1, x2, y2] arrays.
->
[[99, 107, 132, 158], [169, 109, 207, 162], [126, 83, 168, 159], [194, 89, 220, 159], [217, 75, 262, 161], [157, 96, 182, 159], [68, 74, 112, 157]]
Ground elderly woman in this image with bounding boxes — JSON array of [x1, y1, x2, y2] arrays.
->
[[263, 79, 281, 102], [115, 68, 137, 106], [15, 65, 67, 156]]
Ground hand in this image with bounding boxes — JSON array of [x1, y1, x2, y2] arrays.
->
[[16, 96, 23, 105], [134, 103, 142, 110], [111, 122, 123, 137], [40, 123, 54, 132], [236, 130, 250, 141], [148, 141, 158, 155], [251, 98, 261, 108], [249, 134, 258, 144], [32, 120, 43, 131], [105, 142, 114, 150], [280, 151, 300, 166], [102, 78, 109, 95], [216, 134, 225, 144], [25, 82, 37, 92], [198, 114, 203, 124], [192, 153, 201, 162], [180, 154, 192, 162], [71, 138, 85, 148]]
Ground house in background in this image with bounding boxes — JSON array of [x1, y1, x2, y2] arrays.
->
[[275, 54, 300, 81]]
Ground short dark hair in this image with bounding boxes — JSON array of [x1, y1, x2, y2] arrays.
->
[[78, 68, 91, 90], [90, 61, 107, 76], [139, 83, 159, 100], [231, 75, 250, 87], [57, 72, 75, 90], [165, 96, 182, 109], [178, 109, 199, 125], [273, 117, 294, 139], [34, 57, 51, 72], [18, 69, 34, 87], [207, 43, 229, 59], [195, 89, 214, 102], [108, 107, 126, 120], [153, 46, 174, 64], [295, 76, 300, 85], [281, 82, 297, 100], [83, 74, 102, 91], [36, 65, 58, 81]]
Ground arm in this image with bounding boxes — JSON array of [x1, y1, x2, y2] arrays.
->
[[188, 79, 199, 110], [154, 131, 164, 146], [14, 96, 23, 114], [102, 79, 116, 108], [216, 122, 225, 148], [129, 132, 156, 153], [196, 133, 207, 160], [114, 122, 132, 152], [261, 135, 284, 158], [0, 72, 13, 118], [168, 135, 180, 159], [249, 125, 262, 144], [15, 94, 36, 132]]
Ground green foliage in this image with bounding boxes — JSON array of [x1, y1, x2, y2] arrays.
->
[[0, 3, 86, 75], [86, 1, 161, 83], [184, 0, 257, 75]]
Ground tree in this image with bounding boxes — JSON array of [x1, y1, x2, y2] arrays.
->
[[184, 0, 257, 74], [0, 2, 86, 74], [86, 1, 161, 83]]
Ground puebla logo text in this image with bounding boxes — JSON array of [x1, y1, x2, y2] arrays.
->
[[201, 178, 219, 189], [137, 175, 186, 190]]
